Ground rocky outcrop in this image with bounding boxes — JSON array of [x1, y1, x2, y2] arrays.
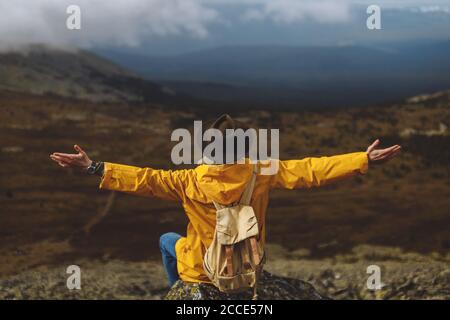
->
[[164, 271, 327, 300]]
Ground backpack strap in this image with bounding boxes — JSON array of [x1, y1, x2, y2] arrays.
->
[[224, 245, 234, 276], [212, 200, 225, 211], [249, 236, 260, 264], [212, 164, 258, 209], [239, 164, 258, 206]]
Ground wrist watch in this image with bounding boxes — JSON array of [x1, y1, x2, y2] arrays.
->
[[86, 161, 98, 175], [86, 161, 104, 176]]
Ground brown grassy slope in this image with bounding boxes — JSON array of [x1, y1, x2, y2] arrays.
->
[[0, 47, 184, 105], [0, 90, 449, 278]]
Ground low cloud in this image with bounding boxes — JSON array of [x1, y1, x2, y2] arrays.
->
[[1, 0, 448, 52], [241, 0, 352, 24], [240, 0, 450, 24], [414, 5, 450, 13], [0, 0, 218, 51]]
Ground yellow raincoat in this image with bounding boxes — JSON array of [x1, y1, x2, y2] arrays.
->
[[99, 152, 368, 283]]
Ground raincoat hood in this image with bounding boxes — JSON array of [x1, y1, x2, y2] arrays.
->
[[195, 163, 255, 205]]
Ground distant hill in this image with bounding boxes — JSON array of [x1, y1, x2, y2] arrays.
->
[[99, 41, 450, 109], [0, 45, 185, 105]]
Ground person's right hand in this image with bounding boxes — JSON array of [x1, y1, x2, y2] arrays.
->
[[50, 145, 92, 170]]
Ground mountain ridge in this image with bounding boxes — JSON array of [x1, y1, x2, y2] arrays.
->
[[0, 45, 186, 106], [99, 41, 450, 109]]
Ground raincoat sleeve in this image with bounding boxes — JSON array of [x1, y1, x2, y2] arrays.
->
[[271, 152, 369, 189], [99, 162, 191, 201]]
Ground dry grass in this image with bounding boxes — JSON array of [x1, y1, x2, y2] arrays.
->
[[0, 90, 449, 299]]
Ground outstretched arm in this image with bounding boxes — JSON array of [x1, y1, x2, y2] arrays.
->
[[271, 139, 401, 189], [50, 145, 191, 201]]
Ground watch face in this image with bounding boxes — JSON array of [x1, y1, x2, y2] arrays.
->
[[87, 164, 96, 174]]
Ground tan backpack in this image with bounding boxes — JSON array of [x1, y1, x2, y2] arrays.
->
[[203, 164, 265, 299]]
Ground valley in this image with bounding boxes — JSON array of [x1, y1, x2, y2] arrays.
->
[[0, 47, 449, 299]]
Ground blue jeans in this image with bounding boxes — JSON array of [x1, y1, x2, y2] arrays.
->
[[159, 232, 181, 287]]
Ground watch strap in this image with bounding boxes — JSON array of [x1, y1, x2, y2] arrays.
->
[[87, 161, 104, 176]]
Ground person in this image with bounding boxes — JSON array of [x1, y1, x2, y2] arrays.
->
[[50, 114, 401, 287]]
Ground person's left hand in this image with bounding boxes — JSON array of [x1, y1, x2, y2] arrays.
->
[[366, 139, 401, 164]]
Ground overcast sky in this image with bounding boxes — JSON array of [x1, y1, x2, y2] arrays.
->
[[1, 0, 449, 52]]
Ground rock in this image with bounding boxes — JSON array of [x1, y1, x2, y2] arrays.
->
[[164, 271, 328, 300]]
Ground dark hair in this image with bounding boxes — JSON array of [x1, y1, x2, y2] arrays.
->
[[205, 114, 255, 163], [209, 114, 251, 132]]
